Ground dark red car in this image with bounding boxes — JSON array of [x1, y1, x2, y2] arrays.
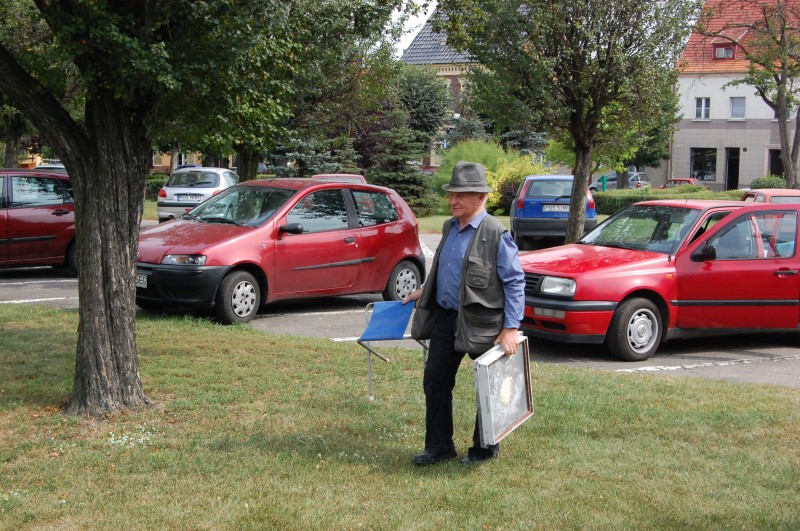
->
[[0, 168, 76, 273], [136, 178, 426, 324], [519, 199, 800, 360]]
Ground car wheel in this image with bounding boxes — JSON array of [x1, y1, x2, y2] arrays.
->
[[382, 260, 421, 301], [606, 297, 662, 361], [66, 243, 78, 276], [215, 270, 260, 324], [158, 217, 170, 223]]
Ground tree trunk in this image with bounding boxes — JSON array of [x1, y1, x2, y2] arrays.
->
[[566, 143, 592, 244], [169, 144, 180, 175], [3, 136, 22, 167], [237, 145, 259, 182], [63, 91, 151, 416]]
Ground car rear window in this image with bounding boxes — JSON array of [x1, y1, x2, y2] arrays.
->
[[167, 171, 221, 188], [525, 180, 573, 198]]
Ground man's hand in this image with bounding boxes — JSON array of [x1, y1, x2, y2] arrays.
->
[[495, 328, 520, 356], [402, 288, 423, 304]]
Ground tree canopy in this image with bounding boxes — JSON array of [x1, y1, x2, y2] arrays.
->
[[436, 0, 700, 242]]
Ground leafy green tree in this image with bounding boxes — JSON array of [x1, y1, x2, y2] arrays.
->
[[398, 64, 453, 147], [698, 0, 800, 188], [436, 0, 699, 242], [0, 0, 404, 417]]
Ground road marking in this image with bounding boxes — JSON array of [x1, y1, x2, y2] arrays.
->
[[615, 354, 800, 373], [421, 240, 434, 260], [0, 279, 77, 286], [332, 336, 361, 342], [0, 297, 71, 304]]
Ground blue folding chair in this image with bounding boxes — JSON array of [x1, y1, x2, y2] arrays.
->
[[357, 301, 427, 400]]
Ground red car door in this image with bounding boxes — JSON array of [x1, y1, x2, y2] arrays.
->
[[6, 175, 74, 265], [272, 188, 360, 296], [676, 209, 800, 329]]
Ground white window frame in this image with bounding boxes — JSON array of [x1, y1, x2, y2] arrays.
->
[[695, 97, 710, 120], [730, 97, 746, 120]]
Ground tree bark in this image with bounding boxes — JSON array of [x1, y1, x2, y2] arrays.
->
[[566, 142, 592, 244], [237, 145, 259, 182], [63, 90, 152, 416]]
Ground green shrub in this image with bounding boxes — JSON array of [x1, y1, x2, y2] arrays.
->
[[147, 173, 168, 200], [592, 187, 743, 216], [750, 174, 786, 189], [432, 140, 514, 192], [486, 156, 552, 215]]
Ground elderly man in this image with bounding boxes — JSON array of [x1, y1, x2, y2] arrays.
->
[[404, 161, 526, 465]]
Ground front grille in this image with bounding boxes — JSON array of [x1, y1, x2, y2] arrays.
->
[[524, 272, 542, 297]]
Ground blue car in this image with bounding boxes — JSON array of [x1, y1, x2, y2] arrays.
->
[[510, 175, 597, 250]]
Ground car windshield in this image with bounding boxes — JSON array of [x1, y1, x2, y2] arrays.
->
[[186, 185, 296, 226], [167, 171, 220, 188], [579, 205, 702, 254], [526, 180, 573, 198]]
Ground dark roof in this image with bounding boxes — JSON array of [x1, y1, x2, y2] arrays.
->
[[400, 14, 476, 65]]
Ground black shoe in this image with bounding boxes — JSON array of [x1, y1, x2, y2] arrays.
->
[[413, 450, 457, 466], [459, 453, 497, 465]]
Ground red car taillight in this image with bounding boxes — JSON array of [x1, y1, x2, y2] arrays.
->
[[516, 180, 532, 209], [158, 189, 166, 198], [636, 181, 642, 188], [587, 190, 595, 209]]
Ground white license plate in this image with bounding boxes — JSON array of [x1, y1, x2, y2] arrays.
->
[[177, 194, 203, 202], [543, 204, 569, 212], [135, 274, 148, 288]]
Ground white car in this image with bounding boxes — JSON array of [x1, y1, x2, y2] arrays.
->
[[156, 167, 239, 222]]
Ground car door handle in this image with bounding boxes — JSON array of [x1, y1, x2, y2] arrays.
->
[[52, 209, 71, 216], [774, 268, 798, 276], [344, 237, 356, 244]]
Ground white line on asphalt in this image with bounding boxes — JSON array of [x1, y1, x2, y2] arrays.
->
[[0, 297, 70, 304], [258, 309, 364, 319], [615, 354, 800, 373], [332, 337, 361, 342], [1, 279, 77, 286]]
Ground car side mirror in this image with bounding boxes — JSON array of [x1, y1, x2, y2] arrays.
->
[[691, 244, 716, 262], [279, 223, 304, 235]]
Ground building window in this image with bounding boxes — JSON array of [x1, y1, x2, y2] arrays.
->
[[730, 97, 746, 119], [695, 97, 710, 120], [714, 45, 734, 59], [690, 148, 717, 181]]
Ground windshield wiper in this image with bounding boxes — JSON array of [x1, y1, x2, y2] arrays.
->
[[188, 181, 214, 187], [197, 216, 242, 226]]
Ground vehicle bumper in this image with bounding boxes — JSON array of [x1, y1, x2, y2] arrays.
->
[[135, 262, 228, 308], [156, 201, 202, 220], [512, 217, 597, 239], [520, 295, 616, 344]]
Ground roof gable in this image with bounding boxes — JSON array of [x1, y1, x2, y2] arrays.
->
[[400, 13, 476, 65]]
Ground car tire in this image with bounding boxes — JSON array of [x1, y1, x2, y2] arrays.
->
[[158, 217, 171, 223], [215, 270, 260, 324], [606, 297, 662, 361], [382, 260, 421, 301]]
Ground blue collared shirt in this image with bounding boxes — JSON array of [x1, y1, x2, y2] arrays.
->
[[435, 211, 526, 329]]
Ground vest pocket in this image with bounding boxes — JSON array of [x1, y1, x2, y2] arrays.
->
[[465, 256, 491, 289], [456, 303, 503, 356]]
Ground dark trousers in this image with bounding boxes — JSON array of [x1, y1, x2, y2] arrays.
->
[[423, 309, 499, 458]]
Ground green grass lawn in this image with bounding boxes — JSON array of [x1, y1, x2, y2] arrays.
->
[[1, 305, 798, 529]]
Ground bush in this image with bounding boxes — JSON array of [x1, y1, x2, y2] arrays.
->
[[432, 140, 513, 192], [147, 173, 168, 200], [486, 156, 552, 215], [750, 174, 786, 189], [592, 187, 744, 216]]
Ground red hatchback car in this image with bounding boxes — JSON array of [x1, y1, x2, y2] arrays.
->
[[519, 199, 800, 360], [0, 168, 76, 273], [136, 178, 426, 324]]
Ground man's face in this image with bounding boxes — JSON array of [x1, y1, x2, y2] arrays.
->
[[449, 192, 486, 223]]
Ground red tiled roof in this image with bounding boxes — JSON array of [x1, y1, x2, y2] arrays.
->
[[678, 0, 778, 74]]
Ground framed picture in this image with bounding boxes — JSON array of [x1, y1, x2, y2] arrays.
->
[[473, 334, 533, 447]]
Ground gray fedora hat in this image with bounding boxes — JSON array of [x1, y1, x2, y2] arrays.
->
[[442, 161, 492, 193]]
